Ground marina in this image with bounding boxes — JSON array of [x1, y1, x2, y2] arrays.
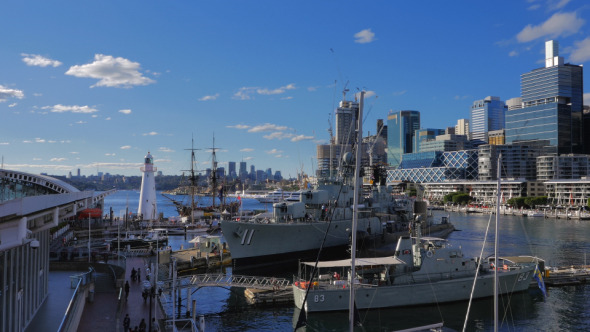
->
[[9, 189, 590, 331]]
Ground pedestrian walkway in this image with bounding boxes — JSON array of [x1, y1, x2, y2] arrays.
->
[[77, 256, 165, 332]]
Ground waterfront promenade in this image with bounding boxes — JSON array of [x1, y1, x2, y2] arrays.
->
[[78, 255, 165, 332]]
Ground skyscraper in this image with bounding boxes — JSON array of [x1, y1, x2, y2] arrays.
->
[[228, 161, 236, 179], [505, 40, 584, 154], [335, 98, 359, 146], [455, 119, 469, 137], [387, 110, 420, 168], [470, 96, 506, 144]]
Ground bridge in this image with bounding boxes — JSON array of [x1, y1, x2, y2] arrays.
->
[[158, 273, 292, 291]]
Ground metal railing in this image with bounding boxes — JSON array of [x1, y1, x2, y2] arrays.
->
[[58, 267, 95, 332]]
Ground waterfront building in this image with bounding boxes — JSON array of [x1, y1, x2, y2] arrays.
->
[[544, 178, 590, 207], [138, 152, 157, 221], [470, 96, 506, 144], [422, 179, 527, 205], [387, 110, 420, 168], [505, 40, 584, 154], [0, 170, 107, 332], [537, 154, 590, 181], [488, 129, 505, 145], [413, 128, 445, 153], [477, 143, 545, 181], [386, 149, 478, 183]]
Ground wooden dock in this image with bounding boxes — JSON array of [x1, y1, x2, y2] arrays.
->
[[544, 266, 590, 286]]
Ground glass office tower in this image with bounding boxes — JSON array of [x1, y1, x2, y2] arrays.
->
[[387, 110, 420, 168], [505, 40, 584, 154], [470, 96, 506, 144]]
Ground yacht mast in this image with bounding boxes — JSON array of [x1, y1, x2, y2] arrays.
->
[[494, 154, 501, 332], [348, 90, 364, 331]]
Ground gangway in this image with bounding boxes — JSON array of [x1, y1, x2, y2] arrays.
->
[[158, 273, 291, 291]]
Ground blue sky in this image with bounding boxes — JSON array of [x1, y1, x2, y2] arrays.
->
[[1, 0, 589, 178]]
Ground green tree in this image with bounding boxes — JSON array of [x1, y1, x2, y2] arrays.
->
[[452, 193, 472, 205]]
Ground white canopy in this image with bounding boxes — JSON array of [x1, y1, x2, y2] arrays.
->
[[302, 256, 405, 268]]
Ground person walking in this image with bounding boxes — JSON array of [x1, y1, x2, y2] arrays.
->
[[138, 268, 141, 282], [151, 318, 159, 332], [123, 314, 130, 331], [125, 280, 130, 299], [139, 318, 146, 332]]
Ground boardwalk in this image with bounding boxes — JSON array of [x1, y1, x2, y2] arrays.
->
[[77, 256, 164, 332]]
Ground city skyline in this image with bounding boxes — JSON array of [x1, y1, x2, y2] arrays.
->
[[1, 1, 589, 177]]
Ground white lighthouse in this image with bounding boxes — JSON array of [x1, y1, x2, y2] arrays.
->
[[138, 151, 158, 221]]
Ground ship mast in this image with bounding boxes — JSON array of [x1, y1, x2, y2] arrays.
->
[[184, 137, 200, 225], [348, 90, 364, 331], [210, 135, 220, 209]]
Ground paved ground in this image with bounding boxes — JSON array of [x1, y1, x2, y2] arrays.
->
[[77, 256, 165, 332]]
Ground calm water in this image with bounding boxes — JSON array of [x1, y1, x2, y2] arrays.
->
[[104, 191, 590, 331]]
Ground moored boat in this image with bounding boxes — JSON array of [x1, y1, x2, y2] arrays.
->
[[293, 233, 537, 312]]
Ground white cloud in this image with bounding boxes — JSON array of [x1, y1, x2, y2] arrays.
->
[[158, 147, 174, 153], [75, 120, 87, 124], [392, 90, 407, 96], [65, 54, 156, 88], [234, 84, 296, 100], [263, 132, 294, 140], [570, 37, 590, 63], [199, 93, 220, 101], [244, 156, 254, 161], [8, 103, 17, 107], [248, 123, 289, 133], [548, 0, 571, 11], [119, 109, 132, 114], [105, 117, 112, 120], [142, 131, 158, 136], [509, 50, 519, 57], [50, 157, 67, 162], [355, 90, 377, 100], [240, 148, 254, 152], [291, 134, 314, 142], [0, 142, 9, 145], [0, 85, 24, 102], [354, 29, 376, 44], [257, 84, 296, 95], [516, 12, 584, 43], [43, 104, 98, 113], [105, 153, 116, 156], [227, 124, 250, 130], [120, 145, 132, 150], [266, 149, 282, 154], [21, 53, 62, 67]]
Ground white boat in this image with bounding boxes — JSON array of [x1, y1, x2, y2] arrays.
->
[[256, 189, 294, 203], [527, 210, 545, 218]]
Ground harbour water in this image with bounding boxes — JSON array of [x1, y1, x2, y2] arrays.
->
[[102, 190, 590, 331]]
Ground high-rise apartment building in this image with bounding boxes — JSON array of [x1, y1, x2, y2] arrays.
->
[[505, 40, 584, 154], [228, 161, 236, 179], [470, 96, 506, 144], [387, 110, 420, 168], [335, 98, 359, 146], [455, 119, 469, 137]]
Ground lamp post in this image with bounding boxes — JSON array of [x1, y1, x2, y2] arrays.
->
[[88, 212, 91, 263]]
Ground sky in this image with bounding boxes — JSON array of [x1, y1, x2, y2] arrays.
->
[[1, 0, 590, 179]]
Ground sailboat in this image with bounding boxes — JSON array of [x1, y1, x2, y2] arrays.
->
[[293, 100, 536, 323]]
